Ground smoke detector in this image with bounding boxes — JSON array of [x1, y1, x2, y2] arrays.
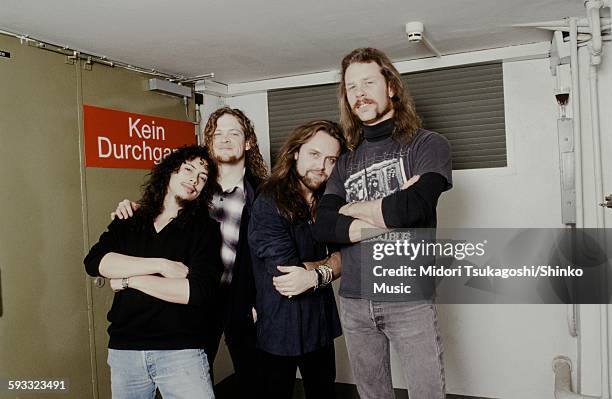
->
[[405, 21, 424, 43], [405, 21, 441, 57]]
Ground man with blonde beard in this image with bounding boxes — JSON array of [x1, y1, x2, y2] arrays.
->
[[315, 48, 453, 399]]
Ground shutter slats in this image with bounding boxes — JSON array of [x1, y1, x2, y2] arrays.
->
[[268, 63, 506, 169]]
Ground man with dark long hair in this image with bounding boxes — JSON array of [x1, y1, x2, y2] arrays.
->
[[314, 48, 453, 399], [113, 107, 268, 395], [248, 120, 345, 398], [84, 145, 222, 399]]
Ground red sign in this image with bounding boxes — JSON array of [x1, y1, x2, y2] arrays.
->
[[83, 105, 196, 169]]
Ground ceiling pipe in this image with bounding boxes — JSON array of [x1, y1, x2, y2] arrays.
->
[[0, 28, 213, 84], [513, 18, 610, 28]]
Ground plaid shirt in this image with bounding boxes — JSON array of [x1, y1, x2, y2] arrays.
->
[[210, 179, 246, 285]]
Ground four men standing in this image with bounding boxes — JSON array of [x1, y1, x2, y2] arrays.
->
[[91, 47, 453, 398]]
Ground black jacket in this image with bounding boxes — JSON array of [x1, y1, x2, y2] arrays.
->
[[248, 194, 341, 356], [222, 169, 263, 344]]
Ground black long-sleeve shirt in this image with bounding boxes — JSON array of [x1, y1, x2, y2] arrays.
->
[[84, 210, 223, 350]]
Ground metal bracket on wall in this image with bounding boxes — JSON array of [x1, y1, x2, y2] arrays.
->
[[65, 50, 78, 65], [83, 56, 92, 71], [558, 118, 576, 224]]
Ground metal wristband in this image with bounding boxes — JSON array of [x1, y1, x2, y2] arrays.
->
[[121, 277, 129, 290]]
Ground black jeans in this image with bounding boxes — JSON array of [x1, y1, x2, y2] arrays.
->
[[205, 303, 258, 398], [257, 344, 336, 399]]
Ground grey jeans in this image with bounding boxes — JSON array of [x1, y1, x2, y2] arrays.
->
[[339, 297, 445, 399]]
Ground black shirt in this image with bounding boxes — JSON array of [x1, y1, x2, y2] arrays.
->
[[84, 210, 222, 350]]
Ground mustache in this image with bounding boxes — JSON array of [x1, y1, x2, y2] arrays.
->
[[353, 98, 376, 109]]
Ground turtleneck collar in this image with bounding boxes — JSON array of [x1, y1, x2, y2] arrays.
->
[[363, 118, 395, 142]]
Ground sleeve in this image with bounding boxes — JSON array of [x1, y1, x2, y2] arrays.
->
[[314, 194, 355, 244], [83, 219, 124, 277], [185, 216, 223, 307], [248, 196, 301, 277], [381, 172, 447, 228], [380, 132, 452, 228], [313, 156, 355, 244], [412, 131, 453, 190]]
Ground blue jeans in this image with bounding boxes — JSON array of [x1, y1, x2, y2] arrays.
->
[[339, 298, 445, 399], [107, 349, 214, 399]]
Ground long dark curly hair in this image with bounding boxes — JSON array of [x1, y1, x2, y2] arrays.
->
[[203, 107, 269, 180], [136, 145, 219, 224], [339, 47, 422, 150], [260, 120, 346, 223]]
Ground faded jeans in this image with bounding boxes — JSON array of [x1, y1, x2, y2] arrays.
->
[[107, 349, 214, 399], [339, 297, 445, 399]]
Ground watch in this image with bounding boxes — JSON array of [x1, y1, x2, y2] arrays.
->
[[121, 277, 129, 290]]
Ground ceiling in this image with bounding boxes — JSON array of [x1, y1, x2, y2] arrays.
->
[[1, 0, 586, 84]]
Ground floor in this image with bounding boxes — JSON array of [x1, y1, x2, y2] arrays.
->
[[214, 375, 492, 398]]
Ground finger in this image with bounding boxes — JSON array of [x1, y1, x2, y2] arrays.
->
[[117, 207, 128, 219], [277, 266, 297, 273], [110, 212, 116, 221], [404, 175, 420, 188], [274, 274, 292, 283]]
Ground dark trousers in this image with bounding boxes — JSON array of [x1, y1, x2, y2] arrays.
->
[[257, 344, 336, 399], [205, 293, 258, 397]]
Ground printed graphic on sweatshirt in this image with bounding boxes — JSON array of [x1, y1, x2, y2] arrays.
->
[[344, 158, 407, 203]]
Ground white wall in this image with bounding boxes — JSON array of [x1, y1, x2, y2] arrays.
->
[[433, 58, 576, 399]]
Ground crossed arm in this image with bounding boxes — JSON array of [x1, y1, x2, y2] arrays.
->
[[99, 253, 191, 304], [315, 173, 447, 244], [85, 217, 222, 306]]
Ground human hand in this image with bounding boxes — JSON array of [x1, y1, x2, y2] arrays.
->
[[109, 278, 125, 292], [273, 266, 317, 297], [402, 175, 420, 189], [158, 259, 189, 278], [339, 202, 354, 216], [111, 199, 139, 220]]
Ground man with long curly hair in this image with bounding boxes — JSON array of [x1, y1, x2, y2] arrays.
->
[[248, 120, 345, 398], [314, 48, 453, 399], [113, 107, 268, 395], [84, 145, 222, 399]]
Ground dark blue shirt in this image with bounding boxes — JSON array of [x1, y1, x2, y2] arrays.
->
[[248, 194, 341, 356]]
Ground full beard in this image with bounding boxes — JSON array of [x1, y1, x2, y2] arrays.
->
[[299, 170, 326, 192]]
